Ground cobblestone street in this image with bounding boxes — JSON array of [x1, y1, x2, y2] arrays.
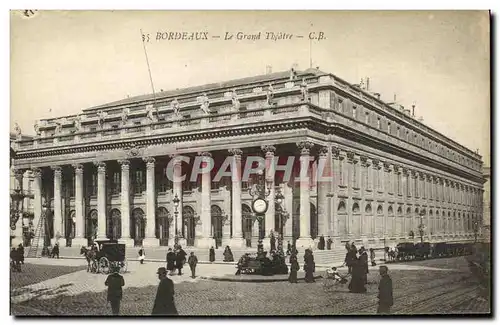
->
[[10, 256, 490, 316]]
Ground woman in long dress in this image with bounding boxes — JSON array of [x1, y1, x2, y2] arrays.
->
[[209, 246, 216, 262]]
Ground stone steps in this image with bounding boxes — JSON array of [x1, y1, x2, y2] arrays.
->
[[50, 246, 348, 266]]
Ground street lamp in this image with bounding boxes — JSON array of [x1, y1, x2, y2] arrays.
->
[[41, 203, 50, 256], [248, 169, 272, 198], [474, 220, 479, 243], [418, 212, 425, 243], [173, 194, 180, 245]]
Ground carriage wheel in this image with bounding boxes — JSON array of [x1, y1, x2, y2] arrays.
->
[[99, 257, 110, 274], [119, 259, 128, 274]]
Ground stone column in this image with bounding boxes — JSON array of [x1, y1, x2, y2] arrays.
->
[[51, 166, 63, 246], [283, 182, 293, 239], [317, 146, 330, 237], [31, 168, 44, 250], [262, 145, 276, 245], [72, 164, 86, 246], [95, 161, 107, 239], [427, 175, 432, 240], [197, 152, 214, 248], [142, 157, 157, 247], [12, 169, 24, 245], [117, 160, 133, 246], [229, 148, 245, 247], [331, 147, 341, 239], [22, 170, 31, 212], [295, 141, 314, 248], [383, 163, 392, 237]]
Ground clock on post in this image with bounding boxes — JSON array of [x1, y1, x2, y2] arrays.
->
[[252, 197, 269, 215]]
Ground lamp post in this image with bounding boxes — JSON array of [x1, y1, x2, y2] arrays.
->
[[173, 194, 180, 245], [275, 188, 285, 236], [418, 212, 425, 243], [41, 203, 50, 256], [10, 189, 26, 243], [474, 220, 479, 243]]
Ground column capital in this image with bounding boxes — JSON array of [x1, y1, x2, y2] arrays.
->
[[51, 166, 63, 176], [228, 148, 243, 156], [93, 161, 106, 172], [318, 146, 328, 158], [31, 167, 42, 177], [360, 156, 371, 166], [118, 159, 130, 167], [13, 168, 25, 178], [402, 167, 410, 176], [371, 158, 381, 169], [383, 162, 393, 171], [198, 151, 212, 158], [331, 146, 340, 159], [394, 165, 403, 173], [296, 141, 314, 155], [72, 164, 84, 174], [143, 157, 156, 166], [261, 145, 276, 156]]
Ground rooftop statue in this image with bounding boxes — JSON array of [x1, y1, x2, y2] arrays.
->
[[200, 93, 210, 115], [74, 115, 82, 132], [14, 123, 22, 139], [97, 110, 107, 129], [300, 78, 309, 102], [54, 121, 62, 134], [266, 84, 274, 106], [121, 108, 129, 125], [34, 121, 41, 136], [231, 90, 240, 111], [171, 98, 181, 118], [146, 104, 157, 122]]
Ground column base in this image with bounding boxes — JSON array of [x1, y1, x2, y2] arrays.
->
[[142, 237, 158, 247], [119, 238, 135, 248], [228, 237, 246, 249], [195, 237, 215, 249], [295, 237, 315, 249], [71, 237, 89, 248]]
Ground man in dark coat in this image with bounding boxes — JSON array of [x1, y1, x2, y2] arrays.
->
[[51, 243, 60, 259], [359, 247, 369, 284], [18, 244, 25, 264], [152, 267, 178, 315], [318, 235, 325, 250], [348, 258, 367, 293], [304, 249, 315, 283], [377, 266, 394, 314], [105, 265, 125, 315], [175, 247, 187, 275], [187, 252, 198, 278], [209, 246, 215, 262], [166, 248, 176, 275], [288, 254, 299, 283]]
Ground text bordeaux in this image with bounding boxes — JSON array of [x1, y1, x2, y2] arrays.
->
[[156, 31, 209, 41]]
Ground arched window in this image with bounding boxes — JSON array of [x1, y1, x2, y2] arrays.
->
[[352, 202, 360, 214], [365, 204, 372, 214], [338, 201, 346, 213], [388, 206, 394, 215], [377, 205, 383, 215]]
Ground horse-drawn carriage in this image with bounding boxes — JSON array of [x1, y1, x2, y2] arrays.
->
[[81, 239, 127, 274]]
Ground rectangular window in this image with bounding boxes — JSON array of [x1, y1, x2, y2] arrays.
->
[[377, 117, 381, 129], [352, 106, 357, 119], [365, 112, 370, 124], [397, 127, 400, 138], [134, 169, 145, 194], [112, 172, 121, 195], [387, 122, 391, 134]]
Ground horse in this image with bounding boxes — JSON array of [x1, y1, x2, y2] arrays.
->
[[80, 246, 97, 273]]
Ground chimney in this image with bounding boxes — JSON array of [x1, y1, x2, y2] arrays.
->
[[393, 93, 397, 102], [366, 77, 370, 91], [266, 65, 272, 74], [412, 101, 416, 117]]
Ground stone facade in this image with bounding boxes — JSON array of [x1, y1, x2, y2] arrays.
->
[[11, 69, 484, 248]]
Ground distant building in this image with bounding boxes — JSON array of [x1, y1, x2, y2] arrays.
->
[[482, 166, 490, 242]]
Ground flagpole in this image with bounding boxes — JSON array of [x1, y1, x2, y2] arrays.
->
[[140, 29, 158, 112]]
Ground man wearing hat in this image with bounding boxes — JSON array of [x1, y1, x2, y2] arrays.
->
[[152, 267, 178, 315], [104, 264, 125, 315]]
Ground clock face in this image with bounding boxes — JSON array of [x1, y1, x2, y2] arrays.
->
[[252, 198, 268, 214]]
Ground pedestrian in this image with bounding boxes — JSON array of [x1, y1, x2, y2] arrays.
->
[[370, 248, 377, 266], [377, 265, 394, 314], [104, 265, 125, 316], [17, 244, 25, 265], [209, 246, 215, 262], [286, 240, 292, 256], [175, 246, 187, 275], [152, 267, 178, 315], [51, 243, 60, 259], [10, 247, 21, 272], [359, 247, 369, 284], [288, 254, 299, 283], [138, 246, 145, 264], [326, 236, 333, 250], [166, 248, 176, 275], [223, 246, 234, 262], [188, 252, 198, 278], [304, 249, 315, 283], [318, 235, 325, 250], [348, 257, 367, 293]]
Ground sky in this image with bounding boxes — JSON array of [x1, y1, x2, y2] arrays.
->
[[10, 10, 490, 165]]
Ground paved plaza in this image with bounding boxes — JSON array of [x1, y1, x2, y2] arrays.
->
[[10, 256, 490, 316]]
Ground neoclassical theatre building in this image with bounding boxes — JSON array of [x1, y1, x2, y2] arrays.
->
[[11, 68, 485, 249]]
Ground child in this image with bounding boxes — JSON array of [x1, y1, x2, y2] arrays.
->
[[138, 247, 145, 264], [330, 267, 342, 282]]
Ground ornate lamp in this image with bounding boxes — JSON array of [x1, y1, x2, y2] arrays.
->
[[248, 169, 272, 199], [173, 194, 180, 244], [10, 189, 26, 231]]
